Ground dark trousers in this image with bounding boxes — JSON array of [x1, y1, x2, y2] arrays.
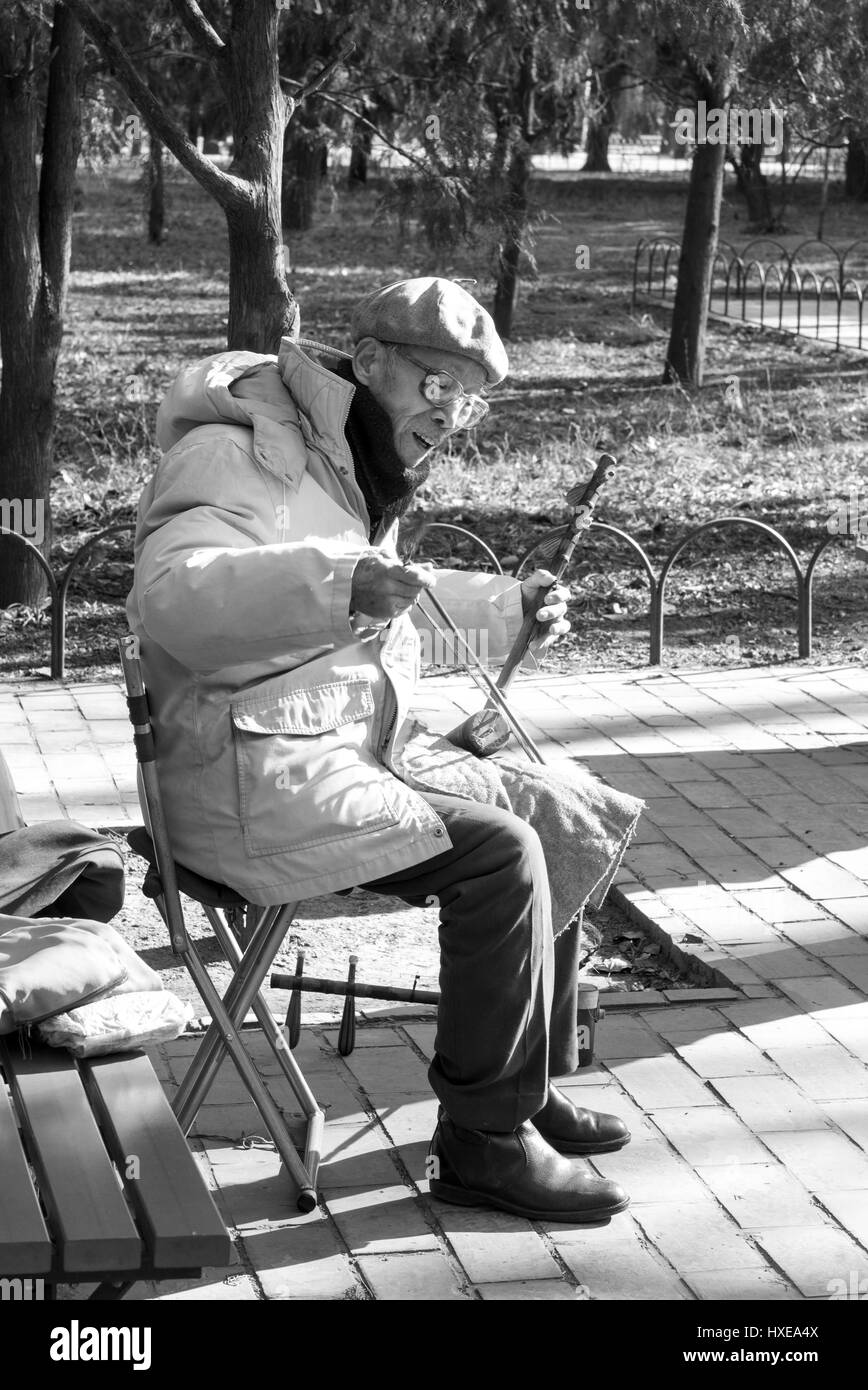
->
[[360, 793, 583, 1131]]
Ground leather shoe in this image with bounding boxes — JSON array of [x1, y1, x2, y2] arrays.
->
[[532, 1085, 631, 1155], [428, 1113, 629, 1223]]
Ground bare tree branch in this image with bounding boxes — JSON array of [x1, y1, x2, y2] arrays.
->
[[283, 81, 445, 177], [294, 38, 354, 105], [168, 0, 225, 61], [63, 0, 247, 210]]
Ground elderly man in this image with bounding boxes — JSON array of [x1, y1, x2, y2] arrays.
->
[[127, 278, 635, 1223]]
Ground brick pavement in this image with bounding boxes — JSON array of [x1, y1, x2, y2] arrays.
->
[[4, 662, 868, 1300]]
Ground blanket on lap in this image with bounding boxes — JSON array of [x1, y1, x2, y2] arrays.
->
[[396, 721, 644, 937]]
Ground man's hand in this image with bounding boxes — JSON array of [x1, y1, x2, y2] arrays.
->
[[351, 554, 436, 623], [520, 568, 571, 656]]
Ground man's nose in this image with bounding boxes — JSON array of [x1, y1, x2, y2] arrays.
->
[[430, 397, 465, 430]]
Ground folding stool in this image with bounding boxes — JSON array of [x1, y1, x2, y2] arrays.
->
[[118, 638, 324, 1213]]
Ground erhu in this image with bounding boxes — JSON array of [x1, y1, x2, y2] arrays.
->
[[425, 452, 618, 759]]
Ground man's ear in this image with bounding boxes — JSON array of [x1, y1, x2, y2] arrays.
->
[[352, 337, 381, 386]]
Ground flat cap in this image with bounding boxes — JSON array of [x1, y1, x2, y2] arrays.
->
[[351, 277, 508, 385]]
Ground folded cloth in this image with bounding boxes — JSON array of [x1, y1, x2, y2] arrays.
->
[[396, 721, 644, 937], [0, 819, 124, 921], [38, 989, 193, 1058], [0, 913, 162, 1034]]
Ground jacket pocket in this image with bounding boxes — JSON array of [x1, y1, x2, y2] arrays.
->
[[230, 678, 400, 858]]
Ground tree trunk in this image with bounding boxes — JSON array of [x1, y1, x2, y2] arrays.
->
[[492, 141, 532, 338], [347, 117, 371, 187], [584, 121, 612, 173], [281, 120, 328, 232], [583, 57, 625, 173], [0, 6, 84, 606], [147, 130, 166, 243], [845, 136, 868, 200], [664, 110, 728, 387], [223, 0, 297, 350], [730, 141, 774, 229], [66, 0, 298, 353]]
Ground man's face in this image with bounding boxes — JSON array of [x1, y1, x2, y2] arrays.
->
[[353, 339, 488, 467]]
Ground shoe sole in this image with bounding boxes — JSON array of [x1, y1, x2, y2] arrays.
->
[[540, 1131, 632, 1156], [430, 1178, 630, 1224]]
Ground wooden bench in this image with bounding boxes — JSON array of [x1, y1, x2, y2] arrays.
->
[[0, 1036, 230, 1300]]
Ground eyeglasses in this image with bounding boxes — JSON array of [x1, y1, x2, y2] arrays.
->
[[385, 344, 490, 428]]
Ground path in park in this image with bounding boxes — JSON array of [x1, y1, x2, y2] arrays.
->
[[3, 662, 868, 1301]]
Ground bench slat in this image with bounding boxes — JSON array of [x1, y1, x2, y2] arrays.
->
[[2, 1042, 141, 1275], [83, 1051, 230, 1270], [0, 1061, 53, 1276]]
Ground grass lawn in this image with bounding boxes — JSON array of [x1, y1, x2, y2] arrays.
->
[[2, 159, 867, 679]]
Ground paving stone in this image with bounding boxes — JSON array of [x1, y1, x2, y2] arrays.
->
[[710, 1076, 835, 1132], [244, 1220, 365, 1299], [821, 897, 868, 933], [720, 999, 843, 1048], [695, 1163, 829, 1230], [641, 1005, 729, 1036], [761, 1130, 868, 1192], [429, 1204, 562, 1283], [780, 918, 868, 957], [742, 836, 816, 870], [341, 1045, 431, 1096], [649, 1106, 771, 1166], [815, 1017, 868, 1063], [605, 1054, 717, 1109], [684, 1267, 800, 1300], [662, 987, 741, 1002], [374, 1094, 440, 1148], [592, 1139, 711, 1204], [673, 781, 752, 809], [731, 888, 828, 923], [673, 1031, 779, 1078], [643, 796, 715, 826], [323, 1185, 441, 1254], [812, 1190, 868, 1247], [473, 1279, 579, 1300], [642, 755, 717, 781], [632, 1200, 768, 1271], [209, 1146, 313, 1228], [553, 1234, 690, 1300], [354, 1251, 467, 1301], [830, 955, 868, 991], [723, 942, 829, 980], [762, 1044, 868, 1100], [776, 975, 867, 1016], [752, 1225, 868, 1299], [594, 1017, 670, 1059], [318, 1124, 403, 1189], [819, 1100, 868, 1150], [592, 988, 667, 1009], [780, 861, 868, 901], [133, 1269, 260, 1301]]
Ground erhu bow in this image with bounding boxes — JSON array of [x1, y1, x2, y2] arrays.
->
[[435, 452, 618, 758]]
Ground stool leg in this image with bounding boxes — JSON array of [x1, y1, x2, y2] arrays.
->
[[285, 948, 304, 1050], [338, 955, 358, 1057]]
